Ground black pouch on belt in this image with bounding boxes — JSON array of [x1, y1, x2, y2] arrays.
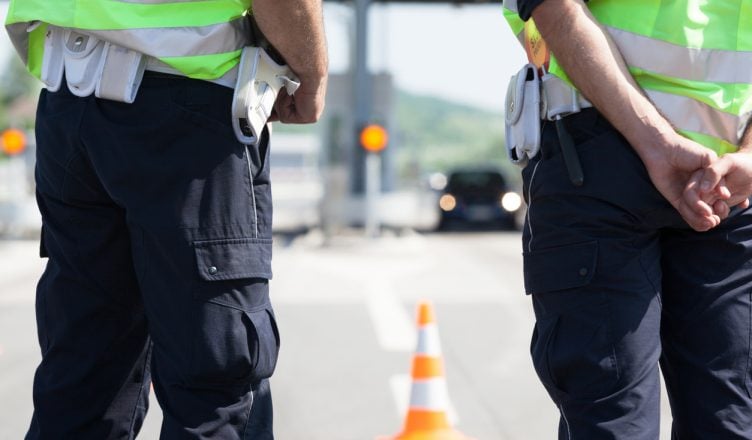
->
[[555, 117, 585, 187]]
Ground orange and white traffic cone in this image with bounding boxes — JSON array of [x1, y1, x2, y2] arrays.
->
[[379, 301, 474, 440]]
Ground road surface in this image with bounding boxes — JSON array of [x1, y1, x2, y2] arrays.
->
[[0, 231, 672, 439]]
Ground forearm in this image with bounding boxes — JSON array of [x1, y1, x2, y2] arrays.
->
[[252, 0, 328, 86], [739, 121, 752, 152], [531, 0, 676, 161]]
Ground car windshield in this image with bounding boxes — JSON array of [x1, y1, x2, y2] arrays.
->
[[447, 171, 506, 192]]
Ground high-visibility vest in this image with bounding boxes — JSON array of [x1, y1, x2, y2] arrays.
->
[[5, 0, 253, 81], [503, 0, 752, 155]]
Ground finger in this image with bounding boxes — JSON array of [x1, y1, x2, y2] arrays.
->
[[272, 93, 296, 123], [723, 193, 752, 209], [677, 200, 717, 231], [268, 108, 280, 122], [283, 93, 323, 123], [713, 177, 731, 200], [715, 185, 731, 199], [684, 170, 713, 216], [712, 199, 730, 220], [700, 156, 734, 194]]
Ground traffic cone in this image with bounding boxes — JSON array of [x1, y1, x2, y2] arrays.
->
[[379, 301, 474, 440]]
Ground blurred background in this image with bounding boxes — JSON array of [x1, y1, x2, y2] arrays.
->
[[0, 1, 673, 439]]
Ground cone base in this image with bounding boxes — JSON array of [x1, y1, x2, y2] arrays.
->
[[378, 429, 475, 440]]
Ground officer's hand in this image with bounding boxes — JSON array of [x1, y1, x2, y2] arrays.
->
[[684, 169, 732, 220], [270, 76, 327, 124], [686, 152, 752, 219], [642, 133, 721, 231]]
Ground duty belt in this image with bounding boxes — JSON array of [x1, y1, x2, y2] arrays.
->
[[39, 25, 299, 146], [39, 26, 242, 103], [541, 74, 593, 121], [505, 64, 591, 186]]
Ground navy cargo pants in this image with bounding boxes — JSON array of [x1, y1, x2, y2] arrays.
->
[[523, 109, 752, 439], [27, 73, 279, 439]]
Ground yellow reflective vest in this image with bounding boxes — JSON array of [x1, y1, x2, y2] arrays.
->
[[503, 0, 752, 154], [5, 0, 253, 81]]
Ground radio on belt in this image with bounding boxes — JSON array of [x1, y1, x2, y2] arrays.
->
[[504, 63, 542, 167]]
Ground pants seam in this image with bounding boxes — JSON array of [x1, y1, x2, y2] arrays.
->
[[244, 146, 259, 239], [525, 160, 542, 253], [559, 404, 572, 439], [126, 340, 153, 440], [746, 290, 752, 399], [241, 388, 255, 438]]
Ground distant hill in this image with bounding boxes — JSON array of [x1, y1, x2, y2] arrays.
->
[[275, 88, 516, 184], [394, 90, 507, 174]]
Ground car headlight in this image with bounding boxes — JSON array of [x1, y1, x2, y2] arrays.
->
[[429, 172, 448, 191], [439, 194, 457, 212], [501, 192, 522, 212]]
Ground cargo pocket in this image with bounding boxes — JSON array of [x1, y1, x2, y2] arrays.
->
[[194, 237, 272, 282], [192, 237, 273, 306], [187, 303, 280, 386], [524, 241, 620, 402], [188, 237, 279, 387], [523, 241, 597, 294], [244, 307, 280, 382]]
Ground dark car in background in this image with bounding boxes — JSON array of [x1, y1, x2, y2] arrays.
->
[[436, 168, 523, 230]]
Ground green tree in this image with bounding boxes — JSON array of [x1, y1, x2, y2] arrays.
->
[[0, 54, 41, 129]]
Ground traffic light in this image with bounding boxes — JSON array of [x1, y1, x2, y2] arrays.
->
[[1, 128, 26, 156], [359, 123, 388, 153]]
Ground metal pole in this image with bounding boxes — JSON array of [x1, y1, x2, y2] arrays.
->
[[364, 152, 381, 237], [353, 0, 370, 120], [353, 0, 380, 237], [353, 0, 371, 143]]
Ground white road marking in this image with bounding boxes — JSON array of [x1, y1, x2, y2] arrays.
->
[[390, 374, 411, 420], [366, 280, 416, 352]]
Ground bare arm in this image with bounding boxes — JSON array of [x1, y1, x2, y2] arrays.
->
[[531, 0, 719, 230], [252, 0, 328, 123]]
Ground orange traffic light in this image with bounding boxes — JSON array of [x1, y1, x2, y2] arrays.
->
[[360, 124, 388, 153], [1, 129, 27, 156]]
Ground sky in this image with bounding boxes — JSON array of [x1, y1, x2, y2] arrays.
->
[[0, 3, 526, 113], [324, 3, 526, 112]]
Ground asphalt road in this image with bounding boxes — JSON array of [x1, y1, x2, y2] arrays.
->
[[0, 231, 672, 439]]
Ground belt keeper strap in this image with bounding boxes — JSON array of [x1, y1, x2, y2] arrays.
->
[[95, 43, 146, 104], [542, 74, 593, 120]]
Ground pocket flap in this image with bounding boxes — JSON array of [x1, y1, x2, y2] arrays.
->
[[194, 238, 273, 281], [523, 241, 597, 294]]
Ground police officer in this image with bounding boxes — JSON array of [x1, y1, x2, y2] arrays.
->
[[5, 0, 327, 437], [503, 0, 752, 438]]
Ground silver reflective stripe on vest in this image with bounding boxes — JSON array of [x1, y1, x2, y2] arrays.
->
[[503, 0, 518, 12], [84, 17, 250, 58], [607, 26, 752, 84], [5, 22, 31, 65], [647, 89, 744, 145]]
